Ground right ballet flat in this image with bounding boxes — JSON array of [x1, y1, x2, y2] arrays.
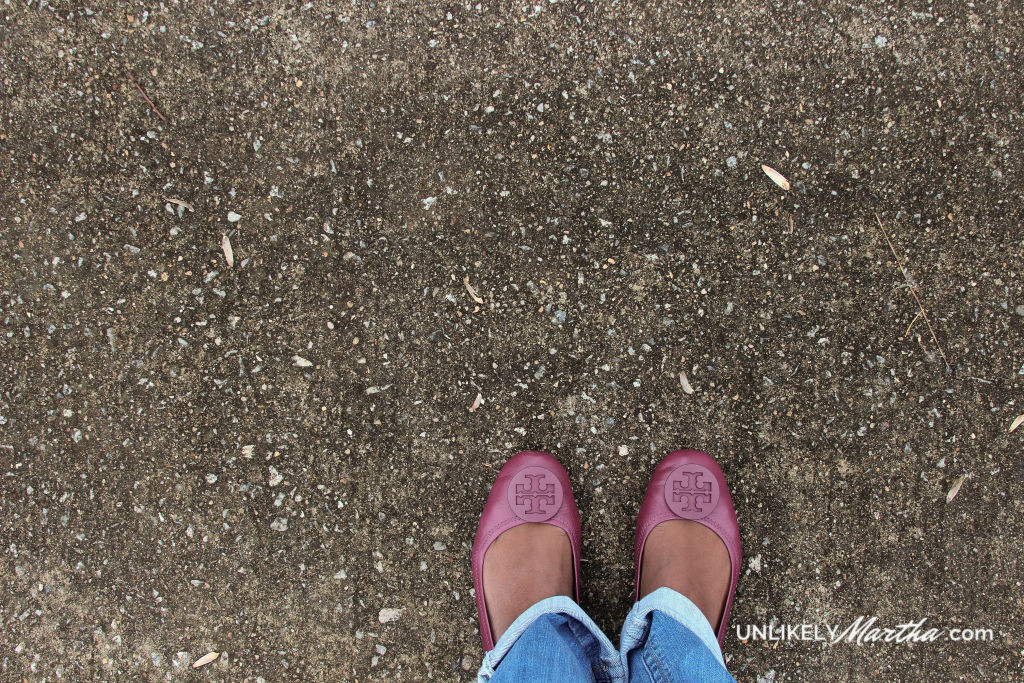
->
[[633, 449, 742, 648]]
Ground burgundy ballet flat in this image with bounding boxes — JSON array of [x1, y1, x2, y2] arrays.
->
[[633, 449, 742, 647], [472, 451, 582, 651]]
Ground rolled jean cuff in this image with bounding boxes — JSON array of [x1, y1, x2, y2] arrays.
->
[[477, 595, 621, 680], [620, 587, 726, 667]]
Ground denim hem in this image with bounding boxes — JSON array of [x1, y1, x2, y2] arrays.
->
[[477, 595, 623, 681], [619, 587, 726, 668]]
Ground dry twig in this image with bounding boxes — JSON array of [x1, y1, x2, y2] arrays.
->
[[905, 311, 921, 337], [126, 70, 168, 123], [165, 197, 194, 212], [463, 276, 484, 304], [875, 213, 950, 371]]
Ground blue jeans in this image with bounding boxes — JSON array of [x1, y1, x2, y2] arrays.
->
[[478, 587, 735, 682]]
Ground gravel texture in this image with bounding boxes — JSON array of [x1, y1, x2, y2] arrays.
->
[[1, 1, 1022, 680]]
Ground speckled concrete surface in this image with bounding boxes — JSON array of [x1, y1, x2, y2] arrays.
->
[[1, 1, 1022, 680]]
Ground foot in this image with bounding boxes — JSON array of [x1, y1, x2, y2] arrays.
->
[[482, 522, 574, 642], [639, 519, 731, 630]]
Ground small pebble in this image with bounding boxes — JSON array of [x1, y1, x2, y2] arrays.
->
[[378, 608, 403, 623], [268, 467, 283, 487]]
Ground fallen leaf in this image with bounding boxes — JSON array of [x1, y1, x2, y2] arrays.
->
[[761, 164, 791, 191], [221, 234, 234, 268], [1010, 414, 1024, 433], [470, 392, 483, 412], [292, 355, 313, 368], [679, 370, 694, 395], [464, 276, 484, 304], [192, 652, 218, 668], [946, 475, 965, 503]]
